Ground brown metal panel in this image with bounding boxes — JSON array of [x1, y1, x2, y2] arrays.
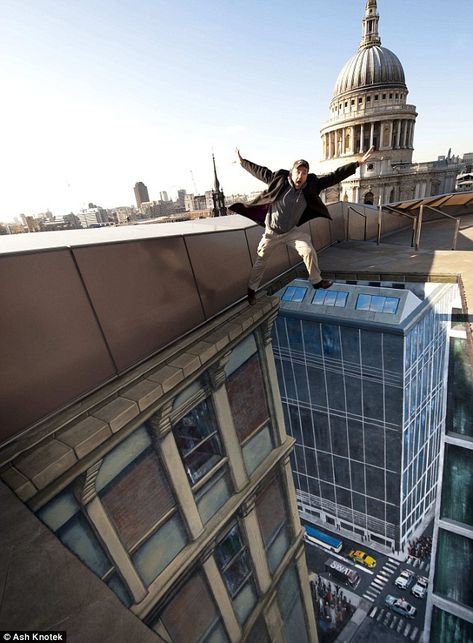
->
[[309, 217, 332, 250], [0, 251, 116, 445], [329, 206, 345, 243], [184, 230, 252, 318], [245, 226, 292, 286], [73, 238, 205, 373]]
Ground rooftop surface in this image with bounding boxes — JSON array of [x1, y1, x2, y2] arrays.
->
[[319, 213, 473, 315], [277, 280, 425, 328]]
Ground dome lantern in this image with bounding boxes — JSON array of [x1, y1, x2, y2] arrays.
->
[[360, 0, 381, 49]]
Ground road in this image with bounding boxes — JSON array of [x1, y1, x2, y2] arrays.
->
[[303, 524, 430, 643]]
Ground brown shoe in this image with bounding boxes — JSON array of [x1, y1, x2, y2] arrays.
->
[[313, 279, 333, 290], [247, 288, 257, 305]]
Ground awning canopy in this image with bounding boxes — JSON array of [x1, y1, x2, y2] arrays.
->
[[390, 191, 473, 211]]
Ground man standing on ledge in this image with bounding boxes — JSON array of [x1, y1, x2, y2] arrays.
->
[[230, 146, 375, 304]]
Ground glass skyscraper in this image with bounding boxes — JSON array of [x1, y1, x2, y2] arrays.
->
[[272, 279, 456, 552], [425, 323, 473, 642]]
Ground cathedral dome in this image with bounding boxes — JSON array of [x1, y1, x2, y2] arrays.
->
[[333, 45, 406, 99]]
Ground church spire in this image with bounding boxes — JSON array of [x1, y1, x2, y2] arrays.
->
[[359, 0, 381, 49], [212, 153, 220, 192], [211, 154, 227, 217]]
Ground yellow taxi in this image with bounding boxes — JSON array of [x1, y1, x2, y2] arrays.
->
[[348, 549, 377, 569]]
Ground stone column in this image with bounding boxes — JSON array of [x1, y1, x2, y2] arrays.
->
[[396, 120, 401, 148], [359, 124, 364, 152], [342, 128, 346, 155], [263, 590, 285, 643], [369, 122, 374, 147], [256, 312, 287, 447], [281, 455, 302, 540], [389, 121, 394, 149], [295, 544, 318, 643], [240, 498, 271, 594], [208, 356, 248, 492], [410, 121, 415, 148], [350, 126, 355, 154], [202, 554, 241, 643], [402, 120, 408, 148], [80, 462, 147, 603], [150, 403, 204, 539]]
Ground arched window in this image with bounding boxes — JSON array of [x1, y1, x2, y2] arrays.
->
[[364, 191, 374, 205]]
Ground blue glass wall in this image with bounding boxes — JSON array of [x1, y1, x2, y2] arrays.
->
[[401, 298, 451, 544], [273, 315, 403, 546]]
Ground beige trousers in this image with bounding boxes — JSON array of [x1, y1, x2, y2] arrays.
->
[[248, 228, 321, 291]]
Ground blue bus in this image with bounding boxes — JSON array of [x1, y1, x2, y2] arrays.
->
[[304, 525, 343, 553]]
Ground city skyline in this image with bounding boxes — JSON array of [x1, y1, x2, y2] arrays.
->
[[1, 0, 471, 222]]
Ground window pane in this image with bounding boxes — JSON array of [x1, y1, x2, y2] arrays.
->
[[293, 287, 308, 302], [222, 551, 251, 596], [256, 478, 287, 545], [356, 294, 371, 310], [370, 295, 385, 312], [335, 291, 348, 307], [312, 289, 326, 305], [216, 525, 243, 569], [282, 286, 296, 302], [100, 448, 175, 550], [245, 616, 270, 643], [324, 291, 337, 306], [242, 425, 273, 475], [383, 297, 399, 313], [57, 511, 112, 577], [132, 513, 187, 586], [233, 580, 257, 625], [159, 572, 219, 643], [174, 399, 223, 485], [183, 436, 222, 485], [196, 471, 232, 523], [268, 525, 290, 573], [227, 353, 269, 444]]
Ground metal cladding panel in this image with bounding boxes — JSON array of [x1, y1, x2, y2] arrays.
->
[[0, 251, 116, 444], [309, 217, 332, 250], [245, 226, 292, 285], [72, 238, 205, 373], [184, 230, 252, 318], [328, 205, 345, 243]]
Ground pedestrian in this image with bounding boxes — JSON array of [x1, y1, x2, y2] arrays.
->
[[230, 145, 375, 304]]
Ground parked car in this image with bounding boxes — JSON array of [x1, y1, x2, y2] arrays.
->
[[348, 549, 377, 569], [394, 569, 415, 590], [385, 594, 417, 618], [411, 575, 429, 599]]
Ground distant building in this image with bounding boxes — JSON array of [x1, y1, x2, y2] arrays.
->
[[185, 194, 208, 212], [273, 279, 456, 553], [110, 206, 135, 224], [159, 191, 169, 202], [319, 0, 461, 205], [177, 189, 186, 208], [134, 181, 150, 208], [77, 205, 110, 228]]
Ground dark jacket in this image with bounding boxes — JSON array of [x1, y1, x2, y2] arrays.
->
[[229, 158, 359, 227]]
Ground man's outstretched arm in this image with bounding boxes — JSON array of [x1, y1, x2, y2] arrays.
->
[[235, 147, 275, 184], [316, 145, 376, 190]]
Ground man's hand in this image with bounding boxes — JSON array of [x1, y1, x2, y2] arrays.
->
[[359, 145, 375, 165], [235, 147, 243, 164]]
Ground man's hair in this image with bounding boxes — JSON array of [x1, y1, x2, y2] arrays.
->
[[292, 159, 309, 171]]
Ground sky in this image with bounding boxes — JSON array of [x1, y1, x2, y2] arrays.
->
[[0, 0, 471, 221]]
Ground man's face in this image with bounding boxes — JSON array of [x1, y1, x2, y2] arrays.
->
[[291, 165, 308, 188]]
